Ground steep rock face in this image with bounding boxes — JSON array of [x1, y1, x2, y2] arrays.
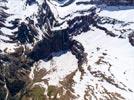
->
[[0, 47, 33, 99], [90, 0, 134, 5], [26, 0, 37, 5], [27, 2, 96, 61], [128, 32, 134, 46], [0, 0, 90, 98], [0, 0, 134, 100]]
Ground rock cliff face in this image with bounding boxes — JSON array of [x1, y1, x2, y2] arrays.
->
[[0, 0, 134, 100], [90, 0, 134, 5]]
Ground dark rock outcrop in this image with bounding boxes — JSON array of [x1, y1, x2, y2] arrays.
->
[[26, 0, 37, 5], [10, 21, 39, 44], [28, 30, 70, 61], [0, 86, 7, 100], [128, 32, 134, 46], [90, 0, 134, 5], [1, 0, 134, 99], [0, 46, 33, 98], [28, 3, 96, 62]]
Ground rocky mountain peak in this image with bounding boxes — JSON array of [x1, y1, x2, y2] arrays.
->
[[0, 0, 134, 100]]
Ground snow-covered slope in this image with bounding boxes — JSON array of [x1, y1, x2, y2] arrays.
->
[[0, 0, 134, 100]]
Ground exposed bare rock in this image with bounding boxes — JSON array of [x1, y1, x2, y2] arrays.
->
[[0, 0, 134, 99]]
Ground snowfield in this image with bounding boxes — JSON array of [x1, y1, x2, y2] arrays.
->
[[73, 27, 134, 100], [0, 0, 134, 99]]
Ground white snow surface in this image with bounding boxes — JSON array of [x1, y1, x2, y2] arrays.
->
[[1, 0, 134, 99], [73, 27, 134, 100], [47, 0, 95, 22], [37, 5, 134, 99], [99, 6, 134, 22]]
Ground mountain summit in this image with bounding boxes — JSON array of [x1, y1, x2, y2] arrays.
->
[[0, 0, 134, 100]]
